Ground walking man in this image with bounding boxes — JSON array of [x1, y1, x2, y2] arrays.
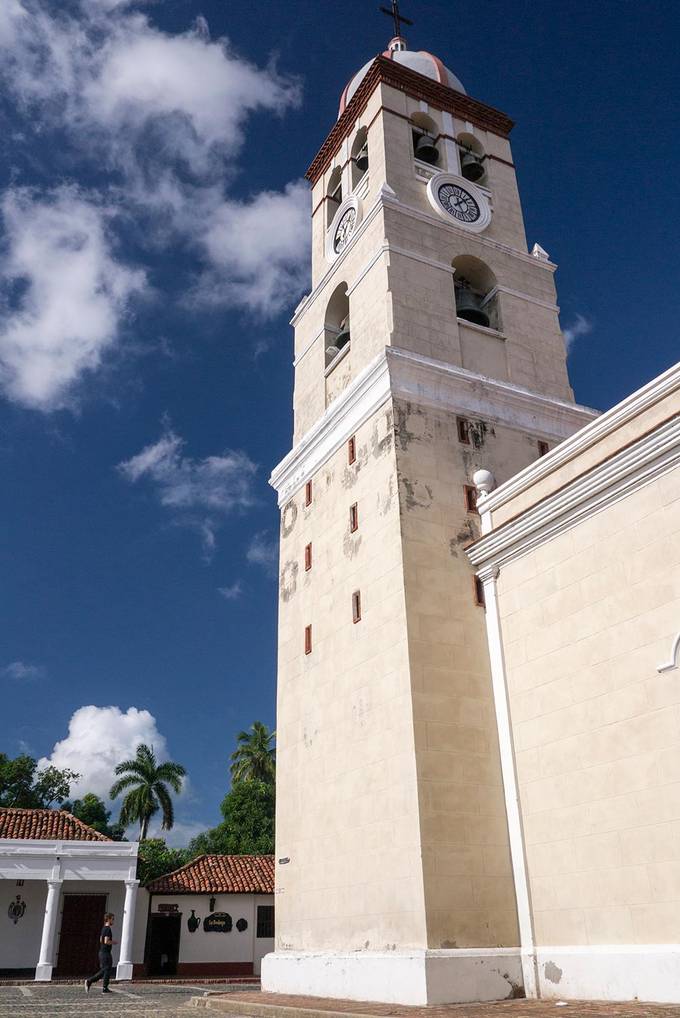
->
[[85, 912, 115, 994]]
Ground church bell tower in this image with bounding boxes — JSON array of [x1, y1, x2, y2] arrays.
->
[[266, 20, 595, 1005]]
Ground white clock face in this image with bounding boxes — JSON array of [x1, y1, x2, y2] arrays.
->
[[437, 182, 480, 223], [333, 207, 357, 253]]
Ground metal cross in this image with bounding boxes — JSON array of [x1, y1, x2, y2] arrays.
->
[[380, 0, 413, 38]]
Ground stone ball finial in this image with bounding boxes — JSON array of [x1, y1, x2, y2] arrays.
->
[[473, 468, 496, 497]]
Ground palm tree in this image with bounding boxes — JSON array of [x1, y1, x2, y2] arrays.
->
[[110, 743, 186, 841], [230, 722, 276, 785]]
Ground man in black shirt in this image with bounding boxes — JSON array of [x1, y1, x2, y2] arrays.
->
[[85, 912, 115, 994]]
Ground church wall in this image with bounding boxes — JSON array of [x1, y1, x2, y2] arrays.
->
[[275, 401, 429, 952], [392, 395, 558, 949], [496, 436, 680, 952]]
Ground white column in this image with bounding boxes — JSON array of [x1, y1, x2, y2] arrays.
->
[[35, 879, 62, 981], [481, 567, 539, 998], [115, 879, 139, 981]]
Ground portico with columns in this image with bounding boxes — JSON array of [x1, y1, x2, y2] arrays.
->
[[0, 808, 139, 981]]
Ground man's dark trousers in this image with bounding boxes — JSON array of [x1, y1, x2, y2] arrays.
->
[[88, 950, 112, 989]]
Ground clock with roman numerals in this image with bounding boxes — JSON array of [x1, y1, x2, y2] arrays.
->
[[426, 173, 492, 233]]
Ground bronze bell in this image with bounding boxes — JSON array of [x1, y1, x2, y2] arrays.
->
[[414, 133, 439, 165], [460, 151, 485, 182], [456, 287, 490, 328], [356, 146, 368, 173]]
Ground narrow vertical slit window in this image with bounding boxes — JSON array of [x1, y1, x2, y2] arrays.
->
[[348, 435, 356, 464], [456, 417, 470, 444], [304, 625, 312, 655], [473, 575, 486, 608], [349, 502, 359, 532], [304, 543, 312, 571], [305, 480, 312, 506], [352, 590, 362, 624], [538, 440, 550, 457], [464, 485, 478, 513]]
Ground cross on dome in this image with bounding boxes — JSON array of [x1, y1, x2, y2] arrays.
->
[[379, 0, 413, 47]]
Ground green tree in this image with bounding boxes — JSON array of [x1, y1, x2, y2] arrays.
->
[[137, 838, 189, 884], [0, 753, 79, 808], [229, 721, 276, 785], [187, 780, 274, 858], [110, 744, 186, 841], [62, 792, 125, 840]]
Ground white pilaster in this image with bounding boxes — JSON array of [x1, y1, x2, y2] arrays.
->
[[35, 879, 62, 981], [480, 568, 538, 998], [116, 878, 139, 981]]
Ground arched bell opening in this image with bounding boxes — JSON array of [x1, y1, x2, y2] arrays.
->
[[411, 112, 439, 167], [324, 282, 350, 368], [351, 127, 369, 189], [326, 166, 343, 230], [452, 255, 501, 331], [456, 132, 487, 185]]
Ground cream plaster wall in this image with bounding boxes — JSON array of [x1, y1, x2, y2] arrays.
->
[[0, 880, 46, 970], [496, 449, 680, 948]]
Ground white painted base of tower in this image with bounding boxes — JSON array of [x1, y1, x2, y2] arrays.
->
[[115, 962, 133, 981], [34, 963, 53, 982], [536, 945, 680, 1004], [261, 948, 523, 1005]]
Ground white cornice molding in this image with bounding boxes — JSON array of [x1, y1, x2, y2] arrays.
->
[[479, 360, 680, 514], [269, 346, 597, 506], [469, 415, 680, 575]]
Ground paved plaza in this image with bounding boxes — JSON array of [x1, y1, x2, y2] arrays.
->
[[0, 982, 224, 1017]]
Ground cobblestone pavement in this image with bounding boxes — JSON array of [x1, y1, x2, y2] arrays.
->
[[0, 983, 226, 1017], [197, 991, 680, 1018]]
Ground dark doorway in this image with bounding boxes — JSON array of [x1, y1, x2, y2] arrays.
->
[[146, 914, 181, 976], [55, 894, 107, 976]]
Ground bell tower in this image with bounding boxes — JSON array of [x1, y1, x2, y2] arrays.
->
[[266, 27, 596, 1006]]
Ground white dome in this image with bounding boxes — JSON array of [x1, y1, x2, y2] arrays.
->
[[339, 42, 466, 118]]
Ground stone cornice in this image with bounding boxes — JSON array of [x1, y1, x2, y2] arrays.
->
[[477, 360, 680, 514], [306, 56, 514, 186], [468, 414, 680, 577], [269, 346, 597, 506]]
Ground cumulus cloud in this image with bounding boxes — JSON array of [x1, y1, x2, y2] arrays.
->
[[563, 313, 593, 352], [218, 581, 243, 601], [0, 187, 146, 410], [199, 181, 310, 316], [247, 530, 278, 574], [0, 2, 309, 410], [38, 704, 170, 800], [118, 425, 258, 554], [2, 660, 45, 680]]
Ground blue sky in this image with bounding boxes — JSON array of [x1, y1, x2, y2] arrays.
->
[[1, 0, 678, 844]]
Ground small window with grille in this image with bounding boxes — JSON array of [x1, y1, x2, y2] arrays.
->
[[352, 590, 361, 624], [348, 435, 356, 464], [304, 543, 312, 571], [349, 503, 359, 532], [304, 625, 312, 655], [257, 905, 274, 938], [305, 480, 312, 506], [464, 485, 478, 513]]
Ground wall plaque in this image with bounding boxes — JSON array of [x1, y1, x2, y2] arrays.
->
[[157, 903, 179, 913], [203, 911, 232, 933]]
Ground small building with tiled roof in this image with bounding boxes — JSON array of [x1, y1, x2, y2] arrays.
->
[[139, 854, 274, 979], [0, 807, 139, 983]]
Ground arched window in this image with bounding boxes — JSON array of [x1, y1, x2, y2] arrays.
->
[[326, 166, 343, 230], [351, 127, 369, 188], [456, 132, 487, 185], [411, 112, 439, 167], [452, 255, 500, 331], [324, 282, 350, 369]]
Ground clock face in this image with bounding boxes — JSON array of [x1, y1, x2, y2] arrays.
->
[[333, 207, 357, 253], [437, 183, 481, 223]]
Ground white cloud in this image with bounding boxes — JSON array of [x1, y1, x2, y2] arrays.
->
[[563, 313, 593, 352], [247, 530, 278, 574], [118, 425, 258, 554], [218, 581, 243, 601], [0, 186, 146, 410], [38, 704, 170, 800], [148, 817, 206, 848], [199, 181, 310, 316], [2, 660, 45, 680]]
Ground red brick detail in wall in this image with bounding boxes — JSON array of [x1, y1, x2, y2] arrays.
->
[[306, 55, 514, 185]]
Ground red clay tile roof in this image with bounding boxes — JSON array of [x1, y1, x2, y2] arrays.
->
[[146, 854, 274, 894], [0, 807, 111, 842]]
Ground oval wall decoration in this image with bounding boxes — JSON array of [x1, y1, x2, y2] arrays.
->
[[203, 912, 232, 933]]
